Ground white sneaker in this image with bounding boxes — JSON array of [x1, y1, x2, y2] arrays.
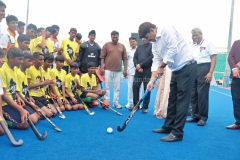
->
[[139, 105, 142, 110], [113, 103, 122, 109], [124, 104, 130, 108]]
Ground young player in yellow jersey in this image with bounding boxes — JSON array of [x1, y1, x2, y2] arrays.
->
[[27, 52, 57, 118], [1, 47, 39, 129], [0, 48, 6, 135], [15, 24, 37, 54], [50, 55, 72, 111], [80, 62, 105, 107], [35, 27, 55, 54], [16, 52, 47, 120], [64, 62, 84, 110], [42, 54, 64, 113], [62, 28, 79, 73]]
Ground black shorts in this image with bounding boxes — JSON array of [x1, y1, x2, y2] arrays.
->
[[80, 92, 89, 98], [66, 96, 82, 106], [2, 105, 34, 128], [32, 96, 48, 108]]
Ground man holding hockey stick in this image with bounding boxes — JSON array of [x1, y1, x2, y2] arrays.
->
[[139, 22, 197, 142]]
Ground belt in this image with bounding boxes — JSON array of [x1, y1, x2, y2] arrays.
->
[[186, 60, 196, 66], [197, 62, 211, 66]]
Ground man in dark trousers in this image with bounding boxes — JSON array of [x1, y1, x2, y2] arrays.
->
[[77, 30, 101, 74], [132, 38, 153, 113], [226, 40, 240, 130], [186, 27, 217, 126], [139, 22, 197, 142]]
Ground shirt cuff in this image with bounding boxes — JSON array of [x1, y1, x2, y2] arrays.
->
[[151, 65, 158, 72], [163, 57, 174, 65], [232, 68, 238, 71]]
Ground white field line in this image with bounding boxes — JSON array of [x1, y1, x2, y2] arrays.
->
[[210, 89, 232, 97]]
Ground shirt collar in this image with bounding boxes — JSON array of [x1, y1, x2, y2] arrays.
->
[[131, 47, 137, 50], [50, 37, 58, 44], [7, 28, 16, 38], [196, 39, 205, 46]]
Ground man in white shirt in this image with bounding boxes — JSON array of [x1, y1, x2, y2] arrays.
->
[[125, 37, 142, 109], [0, 1, 6, 48], [138, 22, 197, 142], [186, 27, 217, 126]]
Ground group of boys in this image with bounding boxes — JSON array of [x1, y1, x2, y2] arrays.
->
[[0, 1, 105, 136]]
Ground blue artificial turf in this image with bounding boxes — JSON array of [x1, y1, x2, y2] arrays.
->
[[0, 80, 239, 160]]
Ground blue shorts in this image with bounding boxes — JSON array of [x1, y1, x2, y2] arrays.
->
[[2, 105, 34, 128]]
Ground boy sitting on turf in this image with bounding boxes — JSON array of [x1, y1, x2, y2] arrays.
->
[[80, 62, 105, 107], [27, 52, 57, 118], [42, 53, 64, 112], [64, 62, 84, 110], [1, 15, 18, 54], [0, 48, 6, 135], [35, 27, 55, 54], [0, 47, 39, 129], [16, 52, 46, 119], [50, 55, 72, 111]]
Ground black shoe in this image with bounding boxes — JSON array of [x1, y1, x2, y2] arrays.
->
[[142, 108, 147, 114], [186, 117, 198, 122], [152, 127, 171, 133], [197, 120, 206, 126], [86, 102, 94, 108], [160, 133, 183, 142]]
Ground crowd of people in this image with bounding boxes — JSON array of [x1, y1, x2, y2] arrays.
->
[[0, 1, 239, 143]]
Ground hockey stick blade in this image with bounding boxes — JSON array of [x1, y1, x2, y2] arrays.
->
[[53, 99, 65, 119], [39, 110, 62, 132], [0, 119, 23, 146], [117, 78, 158, 132], [27, 116, 47, 140]]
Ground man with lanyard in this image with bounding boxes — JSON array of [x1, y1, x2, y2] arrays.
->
[[186, 27, 217, 126], [77, 30, 101, 74], [139, 22, 197, 142]]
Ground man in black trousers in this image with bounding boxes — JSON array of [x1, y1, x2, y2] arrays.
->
[[131, 38, 153, 113], [138, 22, 197, 142], [186, 28, 217, 126]]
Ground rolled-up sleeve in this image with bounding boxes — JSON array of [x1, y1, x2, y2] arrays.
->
[[151, 42, 162, 72], [162, 27, 178, 65]]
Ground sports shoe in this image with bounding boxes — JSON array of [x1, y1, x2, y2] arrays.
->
[[113, 103, 122, 109], [124, 104, 130, 108], [92, 100, 99, 106]]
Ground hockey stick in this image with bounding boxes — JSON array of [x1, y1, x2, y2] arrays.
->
[[117, 77, 158, 132], [40, 67, 56, 117], [49, 89, 65, 119], [38, 110, 62, 132], [98, 100, 122, 116], [17, 103, 47, 140], [0, 118, 23, 146], [27, 116, 47, 140], [72, 85, 95, 115]]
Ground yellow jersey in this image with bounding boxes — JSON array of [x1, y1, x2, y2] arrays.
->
[[80, 73, 97, 91], [0, 63, 20, 106], [50, 68, 66, 99], [17, 68, 29, 99], [65, 73, 80, 97], [35, 36, 53, 54], [62, 39, 79, 66], [27, 65, 43, 97]]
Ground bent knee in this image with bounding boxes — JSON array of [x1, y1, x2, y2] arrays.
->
[[19, 122, 30, 130]]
